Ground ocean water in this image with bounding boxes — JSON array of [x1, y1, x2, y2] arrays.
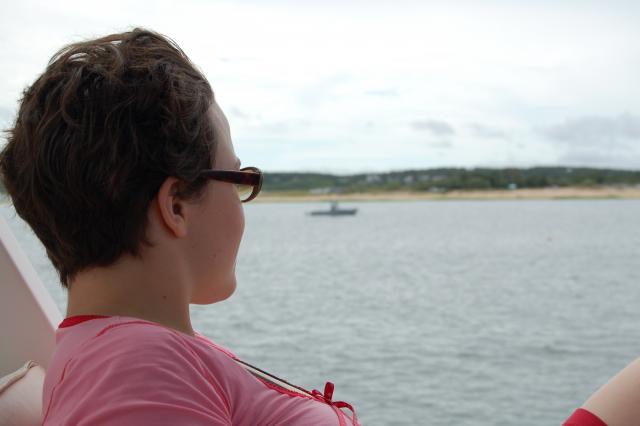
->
[[2, 199, 640, 425]]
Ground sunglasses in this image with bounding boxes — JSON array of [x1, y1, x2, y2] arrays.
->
[[200, 166, 263, 202]]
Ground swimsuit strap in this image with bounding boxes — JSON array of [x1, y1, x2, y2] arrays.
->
[[311, 382, 359, 425], [233, 358, 358, 423]]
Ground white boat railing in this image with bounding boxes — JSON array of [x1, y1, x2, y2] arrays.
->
[[0, 213, 61, 376]]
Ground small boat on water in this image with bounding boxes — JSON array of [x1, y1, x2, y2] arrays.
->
[[309, 201, 357, 216]]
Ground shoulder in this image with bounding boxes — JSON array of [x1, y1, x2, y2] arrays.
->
[[65, 319, 229, 390], [53, 319, 200, 374], [80, 319, 197, 358], [580, 357, 640, 426], [43, 320, 233, 425]]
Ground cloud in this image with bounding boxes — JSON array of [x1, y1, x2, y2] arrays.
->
[[541, 113, 640, 148], [410, 119, 455, 136], [0, 105, 15, 132], [228, 106, 252, 120], [556, 149, 638, 168], [469, 123, 509, 140], [365, 88, 399, 97], [297, 73, 353, 108], [266, 122, 291, 132], [428, 140, 453, 149], [1, 2, 638, 172], [218, 56, 256, 63], [540, 113, 640, 168]]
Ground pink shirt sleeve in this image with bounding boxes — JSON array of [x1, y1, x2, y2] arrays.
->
[[43, 323, 233, 425]]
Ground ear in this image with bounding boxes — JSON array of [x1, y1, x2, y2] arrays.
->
[[155, 177, 188, 238]]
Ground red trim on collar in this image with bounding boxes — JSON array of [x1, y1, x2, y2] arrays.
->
[[59, 315, 111, 328]]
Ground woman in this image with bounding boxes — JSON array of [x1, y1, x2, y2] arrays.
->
[[0, 28, 358, 425]]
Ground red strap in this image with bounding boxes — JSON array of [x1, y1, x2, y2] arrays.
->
[[311, 382, 359, 425], [563, 408, 608, 426], [59, 315, 111, 328]]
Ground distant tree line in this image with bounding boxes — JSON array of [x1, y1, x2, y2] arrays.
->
[[2, 167, 638, 196], [263, 167, 640, 193]]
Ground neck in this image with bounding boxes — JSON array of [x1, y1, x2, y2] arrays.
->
[[66, 251, 195, 337]]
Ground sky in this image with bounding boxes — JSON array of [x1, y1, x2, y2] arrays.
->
[[1, 0, 639, 173]]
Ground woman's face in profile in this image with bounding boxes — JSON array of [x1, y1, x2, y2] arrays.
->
[[187, 101, 245, 305]]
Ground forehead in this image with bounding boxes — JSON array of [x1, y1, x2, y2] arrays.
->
[[208, 101, 236, 166], [209, 101, 230, 136]]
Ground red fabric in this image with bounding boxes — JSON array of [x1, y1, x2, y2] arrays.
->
[[311, 382, 358, 426], [563, 408, 607, 426], [59, 315, 111, 328]]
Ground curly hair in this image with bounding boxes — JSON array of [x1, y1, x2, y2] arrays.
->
[[0, 28, 216, 287]]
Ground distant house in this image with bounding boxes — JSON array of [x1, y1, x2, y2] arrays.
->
[[309, 187, 333, 195], [366, 174, 381, 183], [507, 183, 518, 190]]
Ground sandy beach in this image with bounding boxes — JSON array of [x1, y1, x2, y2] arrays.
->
[[255, 187, 640, 202]]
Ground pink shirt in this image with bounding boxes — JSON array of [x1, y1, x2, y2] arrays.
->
[[42, 315, 359, 425]]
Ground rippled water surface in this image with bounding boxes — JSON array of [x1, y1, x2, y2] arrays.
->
[[3, 199, 640, 425]]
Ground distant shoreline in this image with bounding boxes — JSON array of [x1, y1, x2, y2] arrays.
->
[[255, 187, 640, 202], [3, 187, 640, 205]]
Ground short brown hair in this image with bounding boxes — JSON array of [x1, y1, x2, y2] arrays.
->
[[0, 28, 215, 287]]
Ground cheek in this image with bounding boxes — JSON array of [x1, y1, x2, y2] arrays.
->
[[236, 203, 245, 239], [204, 198, 244, 261]]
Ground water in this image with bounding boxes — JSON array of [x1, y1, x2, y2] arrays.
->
[[2, 199, 640, 425]]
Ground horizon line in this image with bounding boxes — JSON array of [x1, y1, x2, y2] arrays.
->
[[263, 165, 640, 175]]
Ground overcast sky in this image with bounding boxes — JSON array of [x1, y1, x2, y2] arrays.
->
[[1, 0, 639, 173]]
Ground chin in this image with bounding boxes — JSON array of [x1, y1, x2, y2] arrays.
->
[[191, 275, 237, 305]]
